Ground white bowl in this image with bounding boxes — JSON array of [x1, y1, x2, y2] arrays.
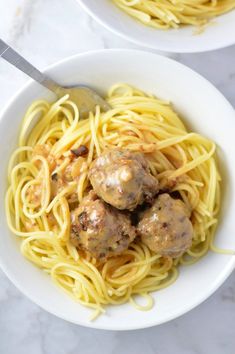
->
[[0, 49, 235, 330], [77, 0, 235, 53]]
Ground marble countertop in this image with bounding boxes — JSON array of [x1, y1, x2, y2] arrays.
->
[[0, 0, 235, 353]]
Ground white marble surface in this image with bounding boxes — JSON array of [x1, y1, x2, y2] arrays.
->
[[0, 0, 235, 353]]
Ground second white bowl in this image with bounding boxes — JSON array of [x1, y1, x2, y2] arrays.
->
[[77, 0, 235, 53]]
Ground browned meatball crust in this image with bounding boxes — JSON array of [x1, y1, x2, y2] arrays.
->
[[70, 191, 136, 260], [137, 193, 193, 258], [88, 149, 159, 211]]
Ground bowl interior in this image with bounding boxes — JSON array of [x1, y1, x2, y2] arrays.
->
[[78, 0, 235, 52], [0, 50, 235, 330]]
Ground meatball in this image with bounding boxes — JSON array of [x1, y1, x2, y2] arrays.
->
[[137, 193, 193, 258], [70, 191, 136, 260], [88, 149, 159, 211]]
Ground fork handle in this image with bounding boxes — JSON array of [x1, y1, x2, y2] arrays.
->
[[0, 39, 61, 94]]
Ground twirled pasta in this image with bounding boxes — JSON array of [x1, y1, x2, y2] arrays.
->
[[113, 0, 235, 29], [6, 84, 221, 318]]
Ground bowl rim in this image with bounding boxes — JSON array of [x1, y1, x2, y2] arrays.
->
[[0, 49, 235, 330], [76, 0, 235, 53]]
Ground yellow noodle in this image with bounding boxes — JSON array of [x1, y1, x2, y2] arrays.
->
[[113, 0, 235, 29], [6, 83, 223, 318]]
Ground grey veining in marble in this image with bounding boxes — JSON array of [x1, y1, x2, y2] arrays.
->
[[0, 0, 235, 353]]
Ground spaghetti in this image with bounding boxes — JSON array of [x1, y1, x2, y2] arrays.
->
[[6, 83, 221, 318], [113, 0, 235, 29]]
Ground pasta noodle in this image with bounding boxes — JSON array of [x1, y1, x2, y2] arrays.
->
[[113, 0, 235, 29], [6, 83, 221, 318]]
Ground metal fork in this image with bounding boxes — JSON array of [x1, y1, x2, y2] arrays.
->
[[0, 39, 110, 118]]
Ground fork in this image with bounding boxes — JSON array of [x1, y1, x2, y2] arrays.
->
[[0, 39, 111, 118]]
